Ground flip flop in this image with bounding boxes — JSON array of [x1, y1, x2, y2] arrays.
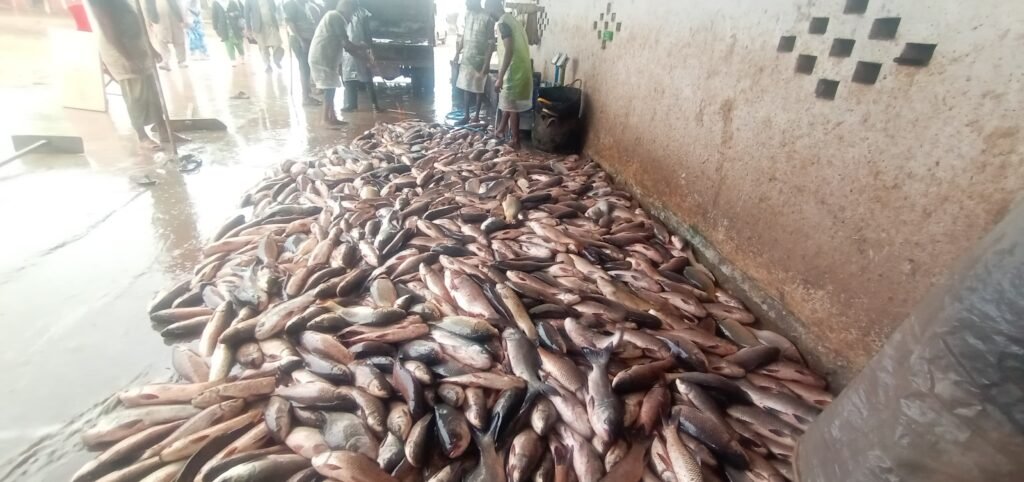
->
[[130, 173, 158, 186], [177, 154, 203, 173]]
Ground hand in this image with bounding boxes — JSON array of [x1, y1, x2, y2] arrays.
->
[[154, 52, 163, 64], [494, 77, 503, 92]]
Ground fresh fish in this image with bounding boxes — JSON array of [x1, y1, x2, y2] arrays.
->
[[172, 346, 210, 383], [431, 315, 500, 341], [311, 450, 398, 482], [556, 422, 605, 481], [72, 421, 185, 482], [392, 357, 426, 419], [611, 358, 675, 393], [434, 403, 471, 458], [662, 410, 703, 482], [636, 383, 670, 435], [495, 283, 538, 340], [545, 380, 593, 438], [538, 348, 587, 399], [530, 397, 558, 436], [142, 398, 246, 458], [464, 387, 488, 429], [443, 372, 526, 391], [507, 428, 543, 482], [464, 427, 507, 482], [264, 395, 292, 443], [322, 411, 379, 459], [582, 333, 624, 442], [82, 404, 201, 448], [600, 439, 651, 482], [285, 426, 330, 459], [674, 405, 749, 469], [504, 328, 554, 408], [404, 413, 434, 467], [444, 270, 499, 319], [755, 360, 827, 389]]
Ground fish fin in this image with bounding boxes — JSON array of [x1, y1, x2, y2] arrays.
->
[[551, 443, 569, 465], [485, 410, 503, 442], [606, 329, 625, 351], [536, 380, 558, 398]]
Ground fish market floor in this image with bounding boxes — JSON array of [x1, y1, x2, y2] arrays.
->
[[0, 12, 463, 480]]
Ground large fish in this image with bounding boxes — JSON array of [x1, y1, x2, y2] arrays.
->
[[582, 332, 624, 442]]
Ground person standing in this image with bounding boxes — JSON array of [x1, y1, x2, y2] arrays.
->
[[144, 0, 188, 70], [453, 0, 494, 125], [487, 0, 531, 149], [283, 0, 321, 105], [308, 0, 370, 126], [341, 2, 378, 112], [245, 0, 284, 72], [87, 0, 186, 150], [212, 0, 246, 64], [185, 0, 209, 59]]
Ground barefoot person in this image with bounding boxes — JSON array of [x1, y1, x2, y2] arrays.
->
[[308, 0, 370, 126], [88, 0, 186, 150], [454, 0, 494, 125], [486, 0, 531, 149]]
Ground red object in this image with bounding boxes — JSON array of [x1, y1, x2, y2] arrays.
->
[[68, 3, 92, 32]]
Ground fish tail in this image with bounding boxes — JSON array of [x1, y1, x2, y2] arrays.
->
[[582, 345, 612, 367]]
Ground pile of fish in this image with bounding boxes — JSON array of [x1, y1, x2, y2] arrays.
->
[[75, 121, 832, 482]]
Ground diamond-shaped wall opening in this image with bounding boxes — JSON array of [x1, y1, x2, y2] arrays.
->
[[852, 61, 882, 84], [816, 79, 840, 100], [809, 17, 829, 35], [795, 54, 817, 74], [778, 36, 796, 52], [869, 17, 901, 40], [894, 43, 937, 66], [844, 0, 869, 14], [830, 38, 856, 57]]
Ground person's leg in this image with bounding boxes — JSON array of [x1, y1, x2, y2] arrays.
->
[[472, 92, 484, 122], [273, 46, 284, 69], [259, 42, 272, 71], [322, 88, 335, 121], [196, 25, 208, 57], [173, 28, 187, 65], [121, 77, 161, 149], [292, 40, 315, 103], [155, 38, 172, 70], [366, 81, 380, 111], [341, 81, 357, 111], [495, 110, 510, 138], [456, 89, 471, 126], [225, 38, 237, 62], [508, 111, 521, 149]]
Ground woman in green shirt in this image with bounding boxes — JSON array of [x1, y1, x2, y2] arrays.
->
[[486, 0, 531, 149]]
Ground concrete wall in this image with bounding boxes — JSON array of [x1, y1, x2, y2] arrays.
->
[[531, 0, 1024, 386]]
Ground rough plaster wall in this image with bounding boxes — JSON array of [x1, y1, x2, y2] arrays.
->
[[533, 0, 1023, 384]]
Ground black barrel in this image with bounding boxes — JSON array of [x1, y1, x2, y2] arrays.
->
[[533, 85, 584, 154]]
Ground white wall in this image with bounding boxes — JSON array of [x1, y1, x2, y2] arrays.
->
[[532, 0, 1024, 383]]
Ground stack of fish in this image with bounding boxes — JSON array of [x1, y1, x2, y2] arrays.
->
[[74, 121, 832, 482]]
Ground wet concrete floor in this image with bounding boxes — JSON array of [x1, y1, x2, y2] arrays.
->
[[0, 12, 466, 480]]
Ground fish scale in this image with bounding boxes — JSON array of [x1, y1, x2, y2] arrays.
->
[[79, 121, 829, 482]]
